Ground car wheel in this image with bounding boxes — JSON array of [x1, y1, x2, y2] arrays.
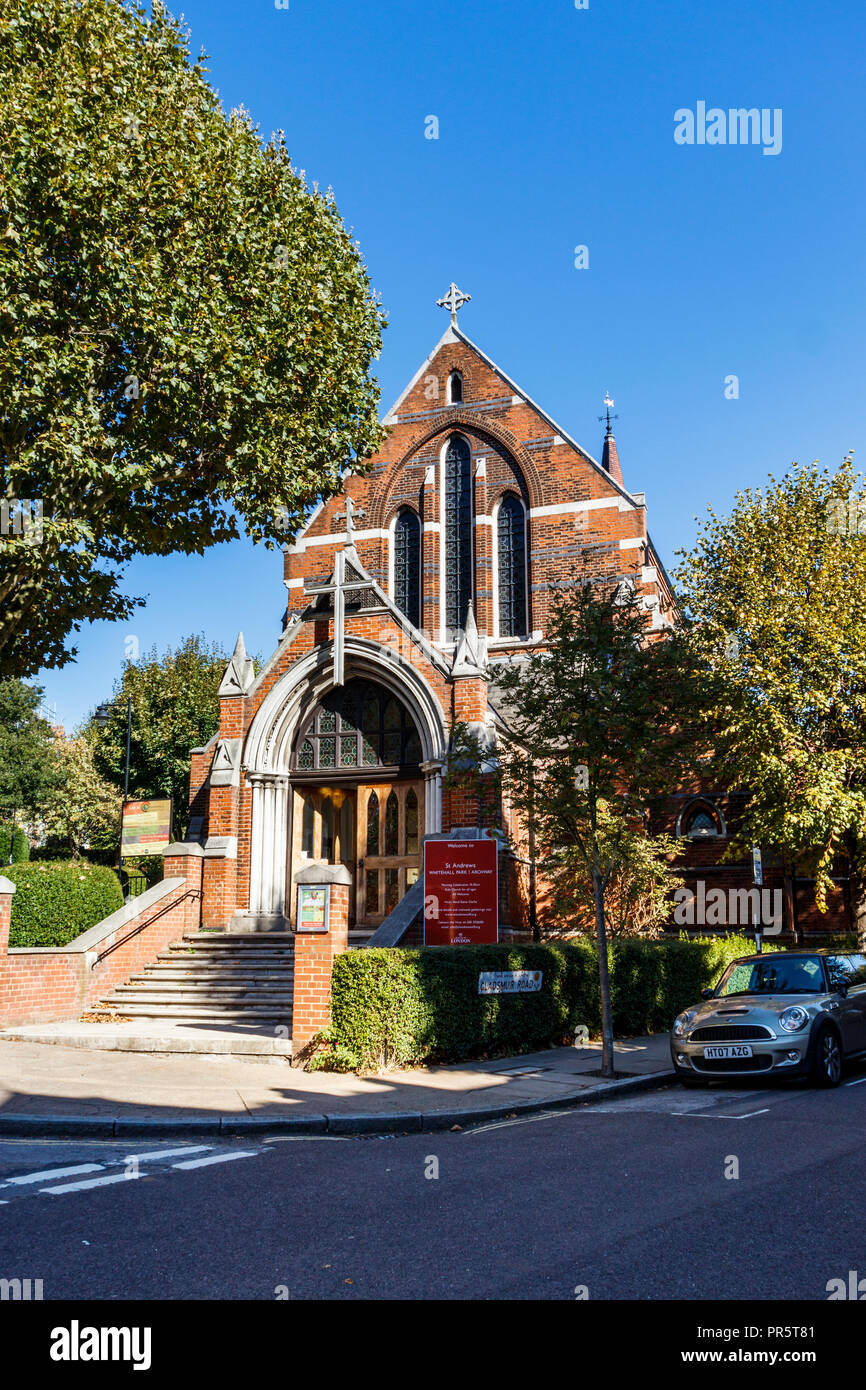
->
[[812, 1025, 843, 1089]]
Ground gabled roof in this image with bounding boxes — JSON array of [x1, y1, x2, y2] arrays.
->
[[292, 319, 650, 549], [383, 322, 641, 507]]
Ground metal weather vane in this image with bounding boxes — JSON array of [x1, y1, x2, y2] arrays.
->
[[599, 390, 618, 438]]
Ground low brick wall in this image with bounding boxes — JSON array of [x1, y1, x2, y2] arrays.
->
[[0, 847, 203, 1027]]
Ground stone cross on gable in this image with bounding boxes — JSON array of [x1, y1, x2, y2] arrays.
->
[[437, 281, 471, 326], [334, 495, 366, 542], [303, 549, 387, 687]]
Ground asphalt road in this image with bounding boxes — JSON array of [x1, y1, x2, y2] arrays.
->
[[2, 1071, 866, 1301]]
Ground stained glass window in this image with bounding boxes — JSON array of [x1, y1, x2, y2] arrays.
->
[[406, 789, 419, 855], [497, 493, 528, 638], [393, 509, 421, 628], [445, 435, 473, 635], [292, 679, 424, 772], [321, 798, 334, 860], [684, 807, 719, 838], [385, 791, 399, 856], [366, 791, 379, 855]]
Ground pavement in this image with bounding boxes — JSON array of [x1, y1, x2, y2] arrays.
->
[[0, 1032, 673, 1137]]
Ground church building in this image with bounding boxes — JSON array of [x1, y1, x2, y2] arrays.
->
[[186, 286, 678, 939]]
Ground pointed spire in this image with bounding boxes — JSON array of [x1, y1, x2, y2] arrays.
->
[[218, 632, 255, 698], [599, 392, 624, 487], [451, 602, 488, 679], [602, 431, 624, 487]]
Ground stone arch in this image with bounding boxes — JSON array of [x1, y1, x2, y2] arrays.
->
[[244, 637, 448, 775], [368, 410, 545, 526], [675, 798, 727, 841], [241, 639, 448, 917]]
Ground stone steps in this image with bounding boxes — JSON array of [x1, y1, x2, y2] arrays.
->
[[95, 932, 295, 1026], [125, 973, 294, 984], [95, 1004, 290, 1020]]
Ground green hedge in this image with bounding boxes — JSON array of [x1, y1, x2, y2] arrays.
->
[[5, 861, 124, 947], [329, 934, 781, 1069], [0, 824, 30, 863]]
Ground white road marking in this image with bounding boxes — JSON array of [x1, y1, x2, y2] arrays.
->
[[42, 1172, 137, 1195], [122, 1146, 212, 1163], [676, 1107, 770, 1121], [467, 1110, 577, 1135], [845, 1076, 866, 1086], [263, 1136, 352, 1144], [172, 1150, 261, 1170], [4, 1163, 104, 1186]]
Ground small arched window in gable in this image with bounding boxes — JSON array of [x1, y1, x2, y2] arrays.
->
[[497, 493, 528, 638], [393, 509, 421, 628], [678, 800, 725, 840], [448, 371, 463, 404]]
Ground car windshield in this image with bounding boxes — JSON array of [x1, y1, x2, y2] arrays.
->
[[717, 956, 825, 997]]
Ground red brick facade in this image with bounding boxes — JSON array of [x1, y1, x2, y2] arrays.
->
[[0, 852, 202, 1027], [185, 315, 677, 939]]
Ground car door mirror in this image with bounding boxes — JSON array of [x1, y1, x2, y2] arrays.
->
[[701, 988, 714, 1000]]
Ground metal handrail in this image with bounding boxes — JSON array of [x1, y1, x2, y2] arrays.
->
[[92, 888, 202, 967]]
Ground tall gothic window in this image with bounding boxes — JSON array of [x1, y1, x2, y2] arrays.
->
[[393, 509, 421, 627], [448, 371, 463, 404], [445, 435, 473, 635], [497, 493, 528, 638]]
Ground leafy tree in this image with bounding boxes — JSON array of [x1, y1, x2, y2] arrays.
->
[[495, 575, 693, 1076], [552, 810, 681, 940], [0, 824, 30, 862], [677, 455, 866, 946], [89, 634, 235, 839], [42, 733, 122, 859], [0, 679, 62, 829], [0, 0, 386, 678]]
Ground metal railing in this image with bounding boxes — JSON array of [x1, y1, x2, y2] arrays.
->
[[92, 888, 201, 967]]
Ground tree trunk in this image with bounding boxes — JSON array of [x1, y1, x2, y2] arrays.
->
[[783, 866, 799, 946], [849, 849, 866, 951], [593, 865, 615, 1078]]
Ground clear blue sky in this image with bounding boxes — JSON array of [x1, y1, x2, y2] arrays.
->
[[38, 0, 866, 730]]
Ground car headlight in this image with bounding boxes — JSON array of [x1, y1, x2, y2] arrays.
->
[[778, 1006, 809, 1032], [673, 1009, 697, 1037]]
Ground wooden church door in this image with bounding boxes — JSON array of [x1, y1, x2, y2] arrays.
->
[[356, 782, 424, 927]]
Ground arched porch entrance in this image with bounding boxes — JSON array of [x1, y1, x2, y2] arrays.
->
[[289, 678, 425, 928], [242, 638, 447, 929]]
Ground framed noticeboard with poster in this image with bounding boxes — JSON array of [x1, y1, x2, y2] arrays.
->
[[120, 799, 173, 858], [296, 884, 330, 933]]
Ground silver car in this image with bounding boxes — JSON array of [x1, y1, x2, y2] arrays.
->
[[670, 950, 866, 1089]]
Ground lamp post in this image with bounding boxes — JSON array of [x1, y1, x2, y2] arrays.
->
[[94, 696, 132, 873], [94, 696, 132, 799]]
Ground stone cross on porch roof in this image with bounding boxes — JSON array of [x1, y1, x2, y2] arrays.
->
[[303, 548, 387, 688], [333, 495, 366, 543]]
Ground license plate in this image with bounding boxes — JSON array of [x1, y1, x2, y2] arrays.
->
[[703, 1044, 753, 1059]]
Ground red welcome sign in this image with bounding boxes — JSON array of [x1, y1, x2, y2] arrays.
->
[[423, 838, 498, 946]]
